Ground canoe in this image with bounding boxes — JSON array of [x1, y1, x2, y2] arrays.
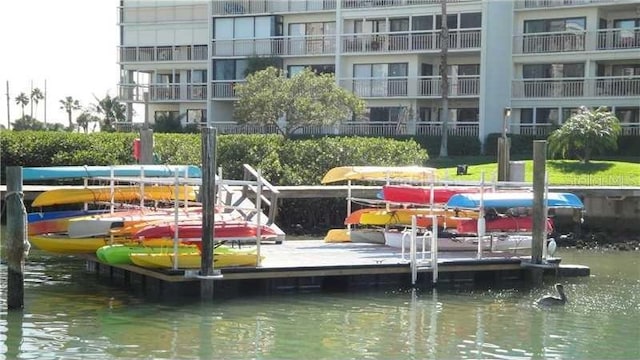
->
[[96, 243, 200, 265], [29, 234, 177, 254], [32, 185, 198, 207], [446, 192, 584, 209], [321, 166, 437, 184], [384, 230, 534, 252], [23, 165, 201, 181], [357, 208, 476, 228], [456, 216, 554, 234], [382, 185, 482, 204], [133, 220, 278, 241], [129, 246, 262, 269]]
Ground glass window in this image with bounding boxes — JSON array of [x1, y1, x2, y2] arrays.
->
[[288, 65, 305, 77], [234, 17, 253, 39], [458, 64, 480, 75], [390, 18, 410, 32], [370, 107, 390, 122], [354, 64, 371, 78], [521, 109, 533, 124], [187, 109, 204, 123], [214, 60, 235, 80], [412, 16, 432, 31], [419, 107, 431, 122], [458, 108, 479, 122], [537, 108, 559, 124], [190, 70, 206, 83], [562, 63, 584, 77], [615, 107, 639, 123], [389, 63, 408, 77], [214, 18, 234, 39], [436, 14, 458, 30], [460, 13, 481, 28], [562, 108, 580, 123]]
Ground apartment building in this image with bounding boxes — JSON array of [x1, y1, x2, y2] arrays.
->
[[117, 0, 640, 142]]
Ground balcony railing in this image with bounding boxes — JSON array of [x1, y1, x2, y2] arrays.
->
[[342, 0, 476, 9], [515, 0, 629, 9], [512, 76, 640, 98], [515, 123, 640, 136], [340, 76, 480, 98], [211, 80, 245, 98], [119, 45, 208, 62], [212, 0, 336, 15], [342, 29, 481, 54], [213, 35, 336, 57], [513, 28, 640, 54], [118, 83, 207, 102]]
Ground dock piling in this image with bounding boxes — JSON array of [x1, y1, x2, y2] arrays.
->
[[5, 166, 28, 310], [200, 127, 217, 300]]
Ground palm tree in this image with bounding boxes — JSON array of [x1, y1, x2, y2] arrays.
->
[[59, 96, 81, 130], [76, 111, 101, 133], [30, 87, 44, 119], [15, 92, 29, 119], [94, 94, 126, 132], [439, 0, 450, 157]]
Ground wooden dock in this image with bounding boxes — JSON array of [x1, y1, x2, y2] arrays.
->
[[82, 240, 588, 300]]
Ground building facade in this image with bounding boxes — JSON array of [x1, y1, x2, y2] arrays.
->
[[117, 0, 640, 142]]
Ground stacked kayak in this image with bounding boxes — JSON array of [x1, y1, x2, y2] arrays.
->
[[129, 245, 262, 269]]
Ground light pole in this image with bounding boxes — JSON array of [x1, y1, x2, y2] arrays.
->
[[497, 107, 511, 181]]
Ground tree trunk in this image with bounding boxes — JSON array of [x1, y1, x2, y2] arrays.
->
[[439, 0, 449, 158]]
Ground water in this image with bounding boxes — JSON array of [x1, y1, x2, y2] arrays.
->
[[1, 247, 639, 359]]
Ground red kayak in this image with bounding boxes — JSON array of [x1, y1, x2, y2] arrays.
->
[[456, 216, 554, 234], [382, 185, 482, 204], [134, 220, 278, 240]]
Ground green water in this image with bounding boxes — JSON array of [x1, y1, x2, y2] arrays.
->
[[1, 247, 639, 359]]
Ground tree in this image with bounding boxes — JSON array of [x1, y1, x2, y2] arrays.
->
[[244, 56, 282, 77], [30, 87, 44, 118], [12, 115, 44, 131], [153, 112, 185, 133], [438, 0, 450, 157], [76, 111, 101, 133], [15, 92, 29, 119], [548, 106, 621, 164], [234, 67, 365, 136], [94, 94, 126, 132], [59, 96, 81, 130]]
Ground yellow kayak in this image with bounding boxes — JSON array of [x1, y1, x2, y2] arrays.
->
[[321, 166, 437, 184], [32, 185, 198, 207], [29, 234, 177, 254], [129, 247, 262, 269], [358, 208, 477, 227]]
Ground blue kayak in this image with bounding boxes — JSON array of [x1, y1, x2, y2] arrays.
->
[[23, 165, 201, 181], [446, 192, 584, 209]]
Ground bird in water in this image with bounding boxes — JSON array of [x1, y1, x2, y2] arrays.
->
[[536, 283, 567, 306]]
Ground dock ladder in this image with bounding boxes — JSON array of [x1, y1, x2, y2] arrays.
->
[[406, 215, 439, 286]]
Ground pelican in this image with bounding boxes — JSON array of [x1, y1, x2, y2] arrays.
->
[[536, 283, 567, 306]]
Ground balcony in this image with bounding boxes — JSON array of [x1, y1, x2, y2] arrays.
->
[[513, 28, 640, 54], [119, 45, 208, 63], [342, 29, 481, 54], [516, 123, 640, 136], [212, 0, 336, 15], [512, 76, 640, 98], [340, 76, 480, 98], [118, 83, 207, 102], [213, 35, 336, 57], [515, 0, 633, 9], [342, 0, 476, 9]]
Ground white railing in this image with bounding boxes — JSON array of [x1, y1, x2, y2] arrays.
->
[[118, 83, 207, 102], [211, 80, 246, 98], [339, 76, 479, 98], [119, 45, 208, 62], [415, 122, 479, 136], [516, 122, 639, 136], [213, 35, 336, 57], [513, 28, 640, 54], [212, 0, 336, 15], [512, 76, 640, 98], [343, 0, 475, 9], [515, 0, 629, 9], [341, 29, 481, 54]]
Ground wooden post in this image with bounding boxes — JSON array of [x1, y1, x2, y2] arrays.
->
[[531, 140, 546, 264], [6, 167, 28, 310], [200, 127, 217, 300], [140, 129, 154, 165], [497, 137, 511, 182]]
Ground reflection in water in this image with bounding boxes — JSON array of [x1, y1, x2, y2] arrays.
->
[[0, 249, 639, 359]]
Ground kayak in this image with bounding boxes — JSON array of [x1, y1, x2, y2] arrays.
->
[[96, 243, 200, 265], [129, 246, 262, 269], [382, 185, 482, 204], [32, 185, 198, 207]]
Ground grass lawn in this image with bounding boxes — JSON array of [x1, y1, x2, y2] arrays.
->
[[428, 158, 640, 186]]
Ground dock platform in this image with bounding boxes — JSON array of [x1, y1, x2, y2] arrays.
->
[[82, 240, 588, 300]]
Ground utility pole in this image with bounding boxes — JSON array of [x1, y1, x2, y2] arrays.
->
[[6, 80, 10, 129], [438, 0, 449, 157], [44, 79, 47, 126]]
